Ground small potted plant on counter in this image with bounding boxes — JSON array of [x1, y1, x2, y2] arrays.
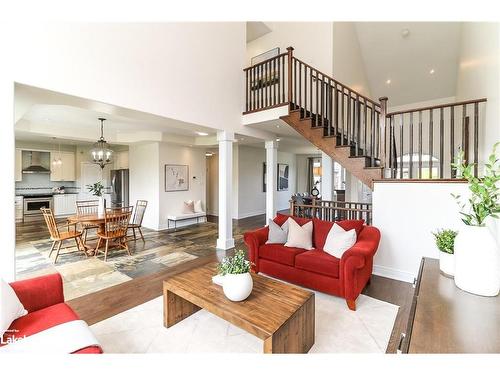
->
[[87, 181, 105, 215], [432, 229, 458, 277], [216, 250, 253, 302]]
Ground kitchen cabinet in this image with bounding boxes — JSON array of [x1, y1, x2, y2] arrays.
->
[[51, 151, 76, 182], [15, 196, 23, 222], [53, 194, 77, 217], [15, 149, 23, 181], [114, 151, 129, 169]]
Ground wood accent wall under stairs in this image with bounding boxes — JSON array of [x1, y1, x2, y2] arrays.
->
[[280, 107, 382, 188]]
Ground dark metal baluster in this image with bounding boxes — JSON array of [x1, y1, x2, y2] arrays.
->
[[461, 104, 467, 162], [429, 109, 434, 179], [298, 63, 302, 114], [267, 61, 271, 107], [439, 107, 444, 178], [409, 112, 413, 178], [418, 111, 423, 179], [389, 115, 394, 177], [328, 79, 333, 136], [315, 70, 319, 124], [251, 67, 255, 111], [450, 106, 455, 177], [320, 74, 324, 126], [474, 102, 479, 177], [346, 92, 351, 146], [341, 87, 346, 146], [356, 95, 360, 156], [399, 114, 404, 178], [309, 67, 313, 120], [277, 57, 281, 105], [272, 58, 276, 106], [371, 107, 375, 166], [333, 83, 338, 136], [245, 69, 249, 112], [363, 98, 368, 156], [282, 56, 286, 104], [304, 66, 308, 116]]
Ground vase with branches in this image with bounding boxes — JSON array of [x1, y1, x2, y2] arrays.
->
[[450, 142, 500, 296], [87, 181, 106, 214]]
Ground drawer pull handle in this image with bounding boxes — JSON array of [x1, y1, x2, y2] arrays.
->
[[397, 333, 406, 354]]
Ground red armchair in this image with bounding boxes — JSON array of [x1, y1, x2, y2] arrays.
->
[[2, 273, 102, 354], [243, 214, 380, 310]]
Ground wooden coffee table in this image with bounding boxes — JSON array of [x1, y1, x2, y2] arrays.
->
[[163, 263, 315, 353]]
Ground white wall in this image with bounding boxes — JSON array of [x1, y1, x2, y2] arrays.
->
[[128, 142, 160, 230], [372, 181, 469, 282], [158, 143, 206, 230], [246, 22, 334, 76], [12, 23, 246, 132], [456, 22, 500, 170], [237, 145, 296, 219], [332, 22, 372, 97]]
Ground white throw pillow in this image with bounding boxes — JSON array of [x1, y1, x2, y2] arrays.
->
[[193, 200, 203, 213], [183, 201, 195, 214], [0, 278, 28, 336], [285, 219, 313, 250], [323, 223, 357, 258]]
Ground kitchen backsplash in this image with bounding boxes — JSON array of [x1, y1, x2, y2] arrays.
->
[[15, 173, 80, 195]]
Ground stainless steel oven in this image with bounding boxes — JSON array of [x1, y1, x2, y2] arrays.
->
[[23, 195, 53, 219]]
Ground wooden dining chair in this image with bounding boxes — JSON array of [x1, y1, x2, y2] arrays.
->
[[95, 206, 133, 261], [41, 207, 85, 264], [76, 200, 100, 244], [128, 200, 148, 242]]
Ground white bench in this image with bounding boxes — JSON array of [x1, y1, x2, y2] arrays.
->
[[167, 212, 206, 229]]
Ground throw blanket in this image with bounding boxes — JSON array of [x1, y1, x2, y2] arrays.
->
[[0, 320, 100, 353]]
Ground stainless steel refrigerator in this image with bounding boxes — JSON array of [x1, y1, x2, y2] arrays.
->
[[110, 169, 129, 208]]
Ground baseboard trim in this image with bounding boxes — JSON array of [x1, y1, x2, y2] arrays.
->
[[373, 265, 415, 283], [237, 210, 265, 219]]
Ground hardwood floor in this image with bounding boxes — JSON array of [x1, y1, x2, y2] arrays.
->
[[17, 212, 413, 353]]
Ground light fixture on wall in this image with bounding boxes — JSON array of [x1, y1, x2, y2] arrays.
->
[[90, 118, 113, 169], [52, 137, 62, 166], [313, 166, 322, 176]]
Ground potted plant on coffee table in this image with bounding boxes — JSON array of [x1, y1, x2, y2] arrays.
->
[[451, 142, 500, 296], [216, 250, 253, 302], [432, 229, 458, 277], [87, 181, 105, 215]]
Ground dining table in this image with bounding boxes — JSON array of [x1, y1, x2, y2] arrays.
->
[[67, 213, 115, 255]]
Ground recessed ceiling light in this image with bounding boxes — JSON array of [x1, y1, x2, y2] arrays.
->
[[240, 137, 244, 141], [386, 79, 391, 85], [196, 131, 209, 136], [429, 69, 435, 74], [276, 137, 281, 142], [205, 152, 214, 157], [276, 124, 280, 128], [401, 28, 410, 38]]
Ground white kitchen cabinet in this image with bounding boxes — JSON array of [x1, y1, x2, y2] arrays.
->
[[53, 194, 77, 217], [114, 151, 129, 169], [15, 149, 23, 182], [51, 151, 76, 182], [15, 196, 23, 222]]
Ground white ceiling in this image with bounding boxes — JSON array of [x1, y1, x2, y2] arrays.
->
[[355, 22, 462, 106], [246, 22, 272, 43], [14, 84, 219, 148]]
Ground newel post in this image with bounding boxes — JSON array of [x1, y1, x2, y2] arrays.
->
[[379, 97, 388, 173], [286, 47, 294, 105]]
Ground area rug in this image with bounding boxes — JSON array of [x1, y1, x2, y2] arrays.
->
[[90, 288, 399, 353]]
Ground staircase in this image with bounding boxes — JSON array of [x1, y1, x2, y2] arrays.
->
[[243, 47, 487, 189]]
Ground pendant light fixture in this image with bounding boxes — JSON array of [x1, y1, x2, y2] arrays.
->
[[52, 137, 62, 166], [90, 118, 113, 169]]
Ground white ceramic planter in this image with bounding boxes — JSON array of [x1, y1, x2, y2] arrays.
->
[[439, 251, 455, 277], [222, 273, 253, 302], [98, 197, 105, 215], [454, 225, 500, 297]]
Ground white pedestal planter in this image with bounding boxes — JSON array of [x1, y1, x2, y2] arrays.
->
[[222, 273, 253, 302], [454, 225, 500, 297], [439, 252, 455, 277]]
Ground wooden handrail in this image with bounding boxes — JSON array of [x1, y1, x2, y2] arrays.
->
[[386, 98, 487, 117], [293, 56, 380, 110]]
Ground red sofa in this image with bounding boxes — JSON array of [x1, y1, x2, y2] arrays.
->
[[244, 214, 380, 310], [1, 273, 102, 354]]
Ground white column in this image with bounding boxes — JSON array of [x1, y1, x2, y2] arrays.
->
[[265, 140, 278, 223], [321, 152, 333, 201], [216, 131, 235, 250]]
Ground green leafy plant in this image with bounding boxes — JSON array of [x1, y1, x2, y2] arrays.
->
[[432, 229, 458, 254], [451, 142, 500, 226], [87, 181, 104, 197], [217, 250, 251, 275]]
